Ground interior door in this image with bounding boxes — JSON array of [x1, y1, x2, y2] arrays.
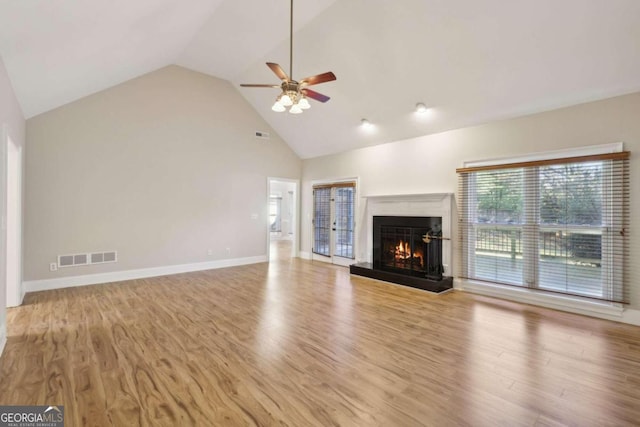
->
[[312, 183, 356, 265]]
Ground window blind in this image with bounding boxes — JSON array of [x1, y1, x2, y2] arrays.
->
[[457, 151, 630, 303], [334, 186, 355, 258], [312, 187, 331, 256]]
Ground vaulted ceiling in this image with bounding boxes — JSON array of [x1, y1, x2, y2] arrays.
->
[[2, 0, 640, 158]]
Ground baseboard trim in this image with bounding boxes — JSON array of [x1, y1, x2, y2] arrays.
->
[[456, 279, 640, 326], [298, 251, 312, 260], [23, 256, 268, 294]]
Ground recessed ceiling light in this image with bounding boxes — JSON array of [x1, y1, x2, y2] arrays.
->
[[361, 118, 372, 128], [415, 102, 428, 114]]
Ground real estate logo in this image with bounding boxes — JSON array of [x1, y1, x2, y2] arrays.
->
[[0, 405, 64, 427]]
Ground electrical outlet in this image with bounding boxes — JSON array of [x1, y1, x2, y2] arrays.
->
[[49, 262, 58, 272], [225, 247, 231, 255], [207, 249, 213, 256]]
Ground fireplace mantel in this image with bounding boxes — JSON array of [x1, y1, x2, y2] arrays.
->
[[363, 193, 452, 201], [360, 193, 454, 276]]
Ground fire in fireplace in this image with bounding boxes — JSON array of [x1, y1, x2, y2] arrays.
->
[[392, 239, 424, 268], [373, 216, 444, 280]]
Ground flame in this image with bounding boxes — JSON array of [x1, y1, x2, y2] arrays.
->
[[395, 240, 410, 259], [393, 239, 424, 268]]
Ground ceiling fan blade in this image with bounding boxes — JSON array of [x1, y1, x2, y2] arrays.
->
[[300, 71, 336, 86], [301, 88, 330, 103], [267, 62, 290, 81], [240, 84, 280, 88]]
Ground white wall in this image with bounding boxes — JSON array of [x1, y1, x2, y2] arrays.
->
[[25, 65, 301, 283], [302, 92, 640, 311], [0, 55, 26, 353]]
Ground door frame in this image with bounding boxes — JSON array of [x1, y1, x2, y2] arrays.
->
[[266, 177, 300, 261], [311, 177, 359, 266], [2, 124, 23, 307]]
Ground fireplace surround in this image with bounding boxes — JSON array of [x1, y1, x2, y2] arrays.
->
[[350, 193, 454, 293]]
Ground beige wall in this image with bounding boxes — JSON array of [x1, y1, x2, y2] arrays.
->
[[25, 65, 301, 281], [302, 92, 640, 309], [0, 56, 26, 344]]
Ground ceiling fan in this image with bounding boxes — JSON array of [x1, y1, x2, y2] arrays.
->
[[240, 0, 336, 114]]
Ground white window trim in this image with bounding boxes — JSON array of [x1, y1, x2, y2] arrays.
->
[[463, 142, 623, 168]]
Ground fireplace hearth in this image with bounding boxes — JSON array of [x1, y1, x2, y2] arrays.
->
[[350, 209, 454, 293]]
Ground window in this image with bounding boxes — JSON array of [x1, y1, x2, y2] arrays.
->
[[457, 150, 630, 303]]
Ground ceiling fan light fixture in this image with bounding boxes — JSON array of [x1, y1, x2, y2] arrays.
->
[[289, 104, 303, 114], [272, 101, 286, 112], [280, 93, 293, 106], [298, 97, 311, 109]]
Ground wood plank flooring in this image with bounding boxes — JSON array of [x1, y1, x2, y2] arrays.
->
[[1, 246, 640, 426]]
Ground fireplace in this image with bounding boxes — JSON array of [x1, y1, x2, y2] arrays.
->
[[373, 216, 444, 280], [349, 193, 454, 293]]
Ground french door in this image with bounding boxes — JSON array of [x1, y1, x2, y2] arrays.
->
[[312, 182, 356, 266]]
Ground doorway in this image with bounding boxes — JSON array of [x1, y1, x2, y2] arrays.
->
[[312, 180, 356, 267], [3, 126, 22, 307], [267, 178, 299, 261]]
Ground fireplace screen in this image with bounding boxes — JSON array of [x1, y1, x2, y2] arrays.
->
[[373, 216, 444, 280]]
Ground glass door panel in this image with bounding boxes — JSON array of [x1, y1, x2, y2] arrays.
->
[[313, 187, 331, 256], [334, 187, 354, 259]]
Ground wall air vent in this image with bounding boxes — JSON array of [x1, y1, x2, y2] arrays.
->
[[91, 251, 117, 264], [255, 131, 270, 139], [58, 253, 88, 268], [57, 251, 117, 268]]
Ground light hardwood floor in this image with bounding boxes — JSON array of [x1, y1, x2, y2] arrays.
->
[[1, 249, 640, 426]]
